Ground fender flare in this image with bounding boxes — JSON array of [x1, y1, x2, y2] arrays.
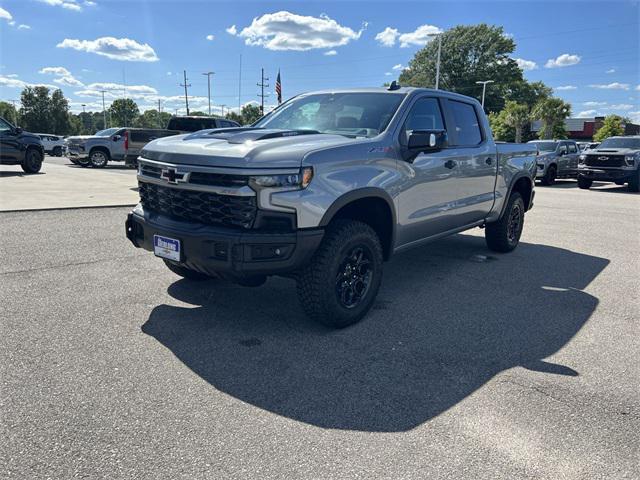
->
[[88, 145, 111, 159], [499, 173, 534, 219]]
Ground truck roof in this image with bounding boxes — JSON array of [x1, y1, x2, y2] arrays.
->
[[296, 86, 483, 105]]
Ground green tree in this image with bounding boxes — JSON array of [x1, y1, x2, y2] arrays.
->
[[50, 89, 71, 134], [531, 97, 571, 140], [399, 24, 523, 112], [239, 103, 262, 125], [0, 101, 19, 125], [593, 115, 625, 142], [502, 101, 530, 143], [189, 111, 206, 116], [19, 86, 52, 132], [225, 111, 243, 124], [108, 98, 139, 127], [68, 114, 83, 136], [134, 109, 173, 128], [488, 110, 515, 142]]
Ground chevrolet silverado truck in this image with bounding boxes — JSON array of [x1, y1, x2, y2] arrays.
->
[[577, 136, 640, 192], [528, 140, 580, 185], [125, 86, 537, 327], [0, 116, 45, 173]]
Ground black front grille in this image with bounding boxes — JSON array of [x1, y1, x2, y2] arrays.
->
[[139, 164, 249, 187], [585, 155, 625, 168], [139, 182, 257, 229]]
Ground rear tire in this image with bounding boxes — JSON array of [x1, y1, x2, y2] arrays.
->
[[628, 170, 640, 192], [21, 148, 43, 173], [485, 192, 525, 253], [540, 165, 556, 186], [577, 175, 593, 190], [296, 220, 383, 328], [90, 150, 109, 168], [163, 260, 211, 281]]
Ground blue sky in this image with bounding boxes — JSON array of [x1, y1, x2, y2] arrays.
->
[[1, 0, 638, 121]]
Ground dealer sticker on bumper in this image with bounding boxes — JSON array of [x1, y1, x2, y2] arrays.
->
[[153, 235, 181, 261]]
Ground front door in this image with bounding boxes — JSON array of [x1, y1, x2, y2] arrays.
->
[[396, 96, 464, 247], [0, 118, 20, 162]]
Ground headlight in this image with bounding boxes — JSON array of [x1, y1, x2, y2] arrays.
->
[[249, 167, 313, 190], [624, 154, 638, 166], [579, 154, 586, 164]]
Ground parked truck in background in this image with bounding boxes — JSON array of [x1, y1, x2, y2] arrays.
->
[[65, 116, 241, 168], [36, 134, 66, 157], [126, 86, 537, 328], [0, 116, 45, 173], [528, 140, 580, 185], [578, 136, 640, 192]]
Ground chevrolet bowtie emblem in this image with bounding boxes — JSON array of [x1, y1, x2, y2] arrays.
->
[[597, 156, 608, 161], [161, 167, 190, 184]]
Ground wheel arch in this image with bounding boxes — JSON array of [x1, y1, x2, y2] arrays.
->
[[89, 145, 111, 159], [319, 188, 396, 260], [501, 174, 534, 219]]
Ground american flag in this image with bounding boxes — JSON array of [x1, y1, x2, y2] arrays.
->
[[275, 70, 282, 104]]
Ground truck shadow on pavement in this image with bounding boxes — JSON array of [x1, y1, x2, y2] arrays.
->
[[141, 233, 608, 432]]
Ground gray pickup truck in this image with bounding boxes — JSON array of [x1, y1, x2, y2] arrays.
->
[[578, 135, 640, 192], [126, 86, 537, 327], [528, 140, 580, 185]]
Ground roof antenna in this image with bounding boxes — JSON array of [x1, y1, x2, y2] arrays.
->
[[387, 80, 401, 91]]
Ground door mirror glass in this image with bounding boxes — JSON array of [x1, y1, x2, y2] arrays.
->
[[14, 127, 23, 134], [408, 130, 447, 152], [112, 135, 121, 141]]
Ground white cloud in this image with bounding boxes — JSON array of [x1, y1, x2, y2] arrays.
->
[[39, 66, 72, 76], [18, 24, 31, 29], [57, 37, 159, 62], [384, 72, 392, 76], [606, 68, 615, 74], [37, 0, 85, 11], [206, 34, 215, 41], [577, 110, 597, 118], [636, 85, 640, 91], [392, 63, 404, 71], [629, 111, 640, 123], [583, 101, 607, 107], [589, 82, 630, 90], [0, 6, 12, 21], [54, 76, 84, 87], [545, 53, 581, 68], [375, 27, 399, 47], [323, 50, 337, 56], [226, 24, 237, 35], [609, 104, 634, 110], [398, 25, 442, 48], [0, 74, 57, 89], [238, 11, 364, 51], [555, 85, 577, 91], [75, 82, 158, 100], [514, 58, 538, 71]]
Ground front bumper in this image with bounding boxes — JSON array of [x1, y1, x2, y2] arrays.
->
[[125, 209, 324, 277], [578, 167, 636, 182]]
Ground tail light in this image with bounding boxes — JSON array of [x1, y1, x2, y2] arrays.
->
[[123, 130, 129, 151]]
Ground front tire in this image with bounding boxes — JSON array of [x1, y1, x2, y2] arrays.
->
[[296, 220, 383, 328], [577, 175, 593, 190], [485, 192, 525, 253], [53, 146, 63, 157], [90, 150, 109, 168], [163, 260, 211, 281], [21, 148, 43, 173], [540, 164, 557, 186]]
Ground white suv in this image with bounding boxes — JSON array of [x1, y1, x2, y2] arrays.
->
[[36, 134, 65, 157]]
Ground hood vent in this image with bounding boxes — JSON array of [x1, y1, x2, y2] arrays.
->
[[184, 128, 320, 144]]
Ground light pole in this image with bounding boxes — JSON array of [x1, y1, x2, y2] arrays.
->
[[476, 80, 494, 108], [202, 71, 215, 115], [81, 104, 86, 114], [99, 90, 107, 128], [427, 33, 442, 90], [220, 104, 226, 117]]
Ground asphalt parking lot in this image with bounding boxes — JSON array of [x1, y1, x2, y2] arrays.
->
[[1, 171, 639, 479]]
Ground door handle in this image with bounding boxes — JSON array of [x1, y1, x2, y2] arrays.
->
[[444, 160, 456, 169], [485, 157, 493, 165]]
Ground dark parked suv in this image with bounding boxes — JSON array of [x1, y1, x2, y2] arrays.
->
[[0, 116, 45, 173], [578, 136, 640, 192]]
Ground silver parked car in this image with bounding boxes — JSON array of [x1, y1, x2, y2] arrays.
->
[[528, 140, 580, 185]]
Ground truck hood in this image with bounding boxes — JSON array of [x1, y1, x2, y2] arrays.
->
[[140, 128, 357, 169], [587, 148, 638, 155]]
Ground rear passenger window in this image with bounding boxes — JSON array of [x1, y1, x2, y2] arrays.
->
[[568, 143, 577, 153], [404, 98, 444, 132], [449, 100, 482, 146]]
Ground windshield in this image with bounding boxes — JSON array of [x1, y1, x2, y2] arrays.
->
[[530, 141, 558, 152], [95, 128, 120, 137], [598, 138, 640, 149], [254, 92, 405, 138]]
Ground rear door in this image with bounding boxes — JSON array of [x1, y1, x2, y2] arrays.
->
[[566, 141, 579, 173], [396, 96, 466, 246], [443, 98, 497, 225]]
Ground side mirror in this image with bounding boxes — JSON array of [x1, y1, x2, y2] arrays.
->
[[408, 129, 447, 152], [13, 127, 23, 135], [558, 146, 567, 156], [112, 135, 121, 141]]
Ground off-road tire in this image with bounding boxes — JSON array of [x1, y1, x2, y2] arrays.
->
[[21, 148, 43, 173], [77, 157, 91, 167], [296, 220, 383, 328], [628, 170, 640, 193], [89, 149, 109, 168], [53, 146, 63, 157], [540, 165, 557, 186], [485, 192, 525, 253], [163, 259, 211, 281], [577, 175, 593, 190]]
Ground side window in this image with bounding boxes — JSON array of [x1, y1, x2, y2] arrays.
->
[[568, 143, 577, 153], [0, 117, 13, 132], [404, 97, 445, 133], [449, 100, 483, 146]]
